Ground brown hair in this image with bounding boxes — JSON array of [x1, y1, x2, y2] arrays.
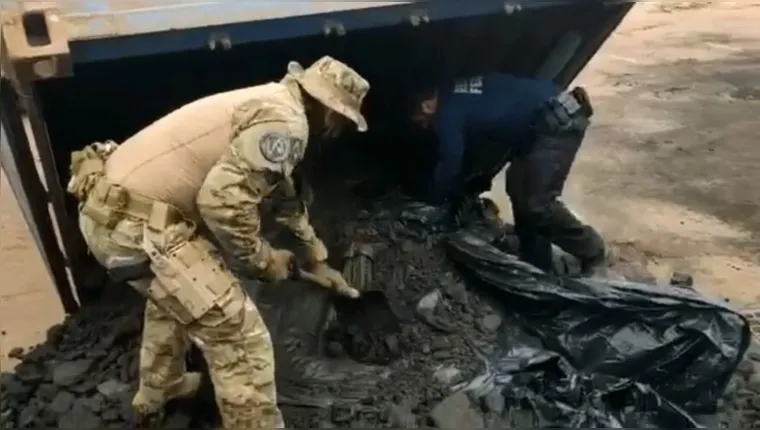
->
[[409, 85, 438, 118]]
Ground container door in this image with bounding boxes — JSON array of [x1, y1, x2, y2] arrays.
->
[[0, 78, 79, 313]]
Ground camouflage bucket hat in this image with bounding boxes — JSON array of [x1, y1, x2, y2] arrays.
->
[[287, 56, 369, 132]]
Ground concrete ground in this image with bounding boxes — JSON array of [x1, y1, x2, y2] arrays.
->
[[2, 0, 760, 370]]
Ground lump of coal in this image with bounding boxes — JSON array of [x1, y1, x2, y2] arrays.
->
[[478, 314, 502, 332], [715, 346, 760, 428], [670, 271, 694, 288], [7, 347, 24, 359], [97, 379, 130, 400], [386, 401, 417, 427], [48, 390, 76, 415], [429, 392, 484, 428], [0, 292, 145, 429], [57, 400, 104, 428], [53, 359, 94, 386], [481, 389, 505, 415], [432, 365, 462, 386]]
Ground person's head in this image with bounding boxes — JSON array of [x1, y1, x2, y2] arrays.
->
[[411, 87, 439, 129], [286, 56, 370, 139]]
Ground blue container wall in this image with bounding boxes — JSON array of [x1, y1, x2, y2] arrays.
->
[[34, 1, 632, 208]]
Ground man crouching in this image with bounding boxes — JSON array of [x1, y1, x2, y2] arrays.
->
[[66, 56, 369, 428], [409, 73, 607, 276]]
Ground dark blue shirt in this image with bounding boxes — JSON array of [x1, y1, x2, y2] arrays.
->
[[429, 73, 560, 203]]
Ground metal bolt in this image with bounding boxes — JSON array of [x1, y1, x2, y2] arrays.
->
[[33, 59, 55, 78], [504, 3, 523, 14], [409, 11, 430, 26], [324, 21, 346, 37], [208, 33, 232, 51], [220, 36, 231, 50]]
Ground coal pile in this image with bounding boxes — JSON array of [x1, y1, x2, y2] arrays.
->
[[1, 295, 146, 428], [0, 152, 751, 428], [270, 191, 515, 427], [1, 181, 754, 428], [0, 192, 510, 428], [718, 342, 760, 427]]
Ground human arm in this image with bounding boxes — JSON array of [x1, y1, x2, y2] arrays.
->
[[196, 121, 296, 280], [269, 176, 328, 265], [428, 107, 466, 205], [268, 172, 359, 298]]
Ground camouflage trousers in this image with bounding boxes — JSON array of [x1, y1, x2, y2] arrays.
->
[[79, 212, 284, 428]]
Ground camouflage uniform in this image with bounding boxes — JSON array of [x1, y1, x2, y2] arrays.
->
[[69, 56, 370, 428]]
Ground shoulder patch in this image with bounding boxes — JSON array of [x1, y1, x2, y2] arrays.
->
[[259, 132, 306, 165], [260, 132, 292, 164], [288, 138, 305, 164]]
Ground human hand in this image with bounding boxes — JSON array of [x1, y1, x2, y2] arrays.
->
[[308, 262, 360, 298], [261, 249, 296, 282]]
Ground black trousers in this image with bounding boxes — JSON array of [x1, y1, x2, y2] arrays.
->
[[506, 125, 605, 272], [459, 124, 605, 273]]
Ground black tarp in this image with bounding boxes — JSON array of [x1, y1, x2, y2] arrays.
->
[[444, 230, 751, 427]]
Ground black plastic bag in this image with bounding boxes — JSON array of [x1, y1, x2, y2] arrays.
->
[[366, 201, 455, 241], [446, 231, 750, 427], [374, 199, 502, 241]]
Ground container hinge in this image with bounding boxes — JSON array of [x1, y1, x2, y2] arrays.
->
[[323, 20, 346, 37], [1, 8, 72, 83], [409, 10, 430, 27], [504, 3, 524, 15], [208, 32, 232, 51]]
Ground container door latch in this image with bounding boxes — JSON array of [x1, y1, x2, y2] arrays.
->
[[1, 8, 72, 82], [409, 10, 430, 27], [323, 21, 346, 37]]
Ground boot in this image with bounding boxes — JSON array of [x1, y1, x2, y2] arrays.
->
[[132, 372, 202, 426], [580, 248, 611, 279], [166, 371, 202, 399], [581, 260, 609, 278]]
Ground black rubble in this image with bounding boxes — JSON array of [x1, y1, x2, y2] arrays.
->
[[1, 293, 145, 429], [0, 171, 752, 428], [0, 192, 505, 428], [265, 193, 506, 427]]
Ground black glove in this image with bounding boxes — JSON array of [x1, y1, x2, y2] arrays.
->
[[451, 195, 488, 227]]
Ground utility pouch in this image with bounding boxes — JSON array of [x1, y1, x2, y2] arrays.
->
[[67, 148, 106, 201], [142, 205, 240, 324], [536, 89, 591, 134], [81, 181, 129, 229]]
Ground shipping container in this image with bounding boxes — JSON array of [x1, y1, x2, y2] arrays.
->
[[0, 0, 636, 312]]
